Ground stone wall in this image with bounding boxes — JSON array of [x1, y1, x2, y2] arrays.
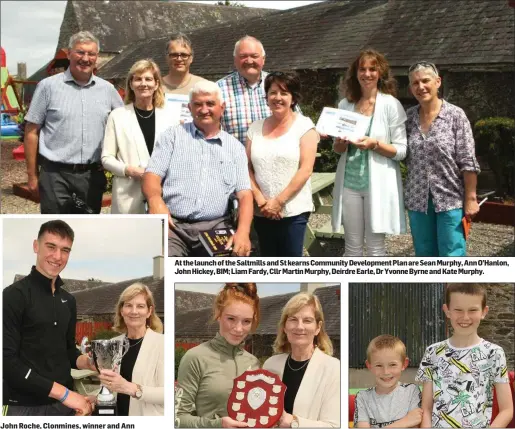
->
[[478, 283, 515, 370], [444, 71, 515, 125], [175, 334, 341, 361]]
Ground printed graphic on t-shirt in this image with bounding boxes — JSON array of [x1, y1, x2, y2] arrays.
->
[[416, 339, 508, 428]]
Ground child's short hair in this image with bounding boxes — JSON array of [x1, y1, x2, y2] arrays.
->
[[445, 283, 487, 309], [366, 334, 407, 361]]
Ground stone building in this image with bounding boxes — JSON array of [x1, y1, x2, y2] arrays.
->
[[99, 0, 514, 124], [12, 256, 165, 327], [28, 0, 272, 84], [474, 283, 514, 369], [175, 284, 341, 360]]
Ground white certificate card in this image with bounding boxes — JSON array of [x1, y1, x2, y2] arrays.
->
[[316, 107, 370, 142], [164, 94, 193, 125]]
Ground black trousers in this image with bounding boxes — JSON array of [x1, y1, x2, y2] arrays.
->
[[168, 216, 233, 257], [3, 402, 74, 416], [38, 162, 107, 214]]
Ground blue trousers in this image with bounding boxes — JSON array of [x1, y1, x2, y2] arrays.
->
[[253, 212, 310, 257], [408, 197, 466, 257]]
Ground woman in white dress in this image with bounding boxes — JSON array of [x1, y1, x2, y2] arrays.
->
[[246, 72, 319, 257]]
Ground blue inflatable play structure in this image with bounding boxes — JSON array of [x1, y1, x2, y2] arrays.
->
[[1, 112, 20, 138]]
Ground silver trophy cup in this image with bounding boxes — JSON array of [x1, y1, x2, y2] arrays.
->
[[81, 336, 130, 415]]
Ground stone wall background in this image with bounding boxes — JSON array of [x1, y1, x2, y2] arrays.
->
[[444, 72, 515, 125], [477, 283, 515, 370]]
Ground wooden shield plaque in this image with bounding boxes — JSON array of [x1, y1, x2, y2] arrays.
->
[[227, 369, 286, 428]]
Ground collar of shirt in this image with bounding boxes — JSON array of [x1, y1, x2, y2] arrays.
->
[[188, 121, 223, 145], [210, 332, 245, 357], [63, 67, 96, 87], [414, 98, 450, 124], [29, 265, 64, 294], [238, 70, 267, 90]]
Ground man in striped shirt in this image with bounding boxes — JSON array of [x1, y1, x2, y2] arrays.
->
[[143, 81, 253, 257], [24, 31, 123, 214], [217, 36, 271, 144]]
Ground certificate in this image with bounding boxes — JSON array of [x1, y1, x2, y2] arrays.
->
[[316, 107, 370, 143], [164, 94, 192, 125]]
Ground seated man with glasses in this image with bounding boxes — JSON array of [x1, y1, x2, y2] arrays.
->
[[142, 80, 253, 257], [162, 33, 208, 95], [24, 31, 123, 214]]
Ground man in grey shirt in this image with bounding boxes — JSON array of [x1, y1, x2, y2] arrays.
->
[[24, 31, 123, 214]]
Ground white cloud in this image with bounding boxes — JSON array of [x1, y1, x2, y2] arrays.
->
[[1, 1, 67, 75], [2, 216, 164, 287]]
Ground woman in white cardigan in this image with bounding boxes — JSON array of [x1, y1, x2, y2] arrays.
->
[[102, 59, 171, 214], [331, 49, 407, 256], [263, 293, 340, 428], [97, 282, 164, 416]]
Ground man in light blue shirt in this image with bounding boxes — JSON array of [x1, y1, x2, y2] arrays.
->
[[24, 31, 123, 214], [143, 81, 253, 257]]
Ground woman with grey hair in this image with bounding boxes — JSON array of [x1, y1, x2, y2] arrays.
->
[[405, 61, 480, 256]]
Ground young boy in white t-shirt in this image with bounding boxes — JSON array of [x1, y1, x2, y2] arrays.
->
[[416, 283, 513, 428]]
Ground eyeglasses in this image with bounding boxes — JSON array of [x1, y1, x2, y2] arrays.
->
[[408, 61, 439, 75], [73, 50, 98, 58], [168, 53, 191, 60]]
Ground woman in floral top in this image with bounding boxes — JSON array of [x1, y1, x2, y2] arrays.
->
[[405, 62, 481, 256]]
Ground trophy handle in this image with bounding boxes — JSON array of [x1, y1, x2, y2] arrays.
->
[[112, 337, 131, 372], [80, 336, 100, 373]]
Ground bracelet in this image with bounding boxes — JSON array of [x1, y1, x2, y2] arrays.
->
[[59, 388, 70, 403]]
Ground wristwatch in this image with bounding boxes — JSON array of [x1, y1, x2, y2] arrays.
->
[[134, 384, 143, 399], [290, 415, 299, 428]]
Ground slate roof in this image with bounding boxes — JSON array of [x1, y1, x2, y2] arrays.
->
[[13, 274, 107, 293], [175, 285, 340, 338], [71, 275, 164, 316], [175, 290, 215, 313], [57, 0, 274, 54], [98, 0, 514, 80]]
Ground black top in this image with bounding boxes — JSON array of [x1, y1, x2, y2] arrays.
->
[[2, 267, 80, 406], [117, 336, 143, 416], [282, 355, 310, 414], [134, 106, 156, 155]]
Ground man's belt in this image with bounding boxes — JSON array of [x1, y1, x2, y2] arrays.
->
[[172, 214, 231, 224], [39, 156, 101, 172]]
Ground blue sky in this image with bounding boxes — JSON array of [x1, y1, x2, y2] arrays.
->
[[2, 216, 165, 287]]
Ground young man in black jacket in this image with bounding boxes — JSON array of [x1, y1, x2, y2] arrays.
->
[[3, 220, 96, 416]]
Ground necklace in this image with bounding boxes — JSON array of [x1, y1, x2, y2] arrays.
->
[[134, 107, 155, 119], [128, 337, 144, 347], [358, 98, 375, 114], [287, 354, 311, 372]]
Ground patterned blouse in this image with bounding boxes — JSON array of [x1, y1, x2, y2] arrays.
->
[[404, 100, 480, 213]]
